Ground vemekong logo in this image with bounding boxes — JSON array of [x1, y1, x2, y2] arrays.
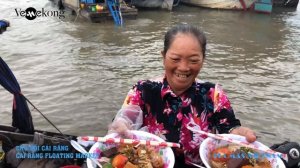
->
[[15, 7, 65, 20]]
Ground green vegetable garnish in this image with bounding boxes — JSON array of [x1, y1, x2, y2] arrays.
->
[[240, 147, 257, 166], [102, 163, 113, 168]]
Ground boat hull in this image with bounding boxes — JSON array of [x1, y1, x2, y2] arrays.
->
[[80, 7, 138, 23], [0, 124, 86, 167], [127, 0, 175, 10], [180, 0, 257, 9]]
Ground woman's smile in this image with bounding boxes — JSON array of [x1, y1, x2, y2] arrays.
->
[[175, 73, 191, 79]]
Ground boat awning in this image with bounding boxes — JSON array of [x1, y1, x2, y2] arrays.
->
[[0, 57, 34, 134]]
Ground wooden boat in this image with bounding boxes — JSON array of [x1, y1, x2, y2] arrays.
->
[[0, 124, 88, 168], [180, 0, 298, 10], [124, 0, 177, 10], [180, 0, 257, 10], [56, 0, 138, 23], [252, 0, 298, 13]]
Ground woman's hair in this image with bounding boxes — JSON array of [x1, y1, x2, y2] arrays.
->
[[162, 24, 207, 58]]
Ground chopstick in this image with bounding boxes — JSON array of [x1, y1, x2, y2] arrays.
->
[[78, 136, 181, 148], [186, 161, 206, 168]]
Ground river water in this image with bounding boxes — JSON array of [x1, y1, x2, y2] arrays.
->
[[0, 0, 299, 146]]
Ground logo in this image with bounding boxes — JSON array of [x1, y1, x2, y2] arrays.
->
[[15, 7, 65, 20], [289, 148, 300, 159]]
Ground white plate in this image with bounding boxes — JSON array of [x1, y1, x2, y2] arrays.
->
[[199, 134, 286, 168], [87, 130, 175, 168]]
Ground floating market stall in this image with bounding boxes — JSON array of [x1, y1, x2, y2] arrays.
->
[[61, 0, 138, 24]]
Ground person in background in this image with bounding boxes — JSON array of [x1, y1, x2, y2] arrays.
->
[[108, 24, 256, 167], [0, 20, 10, 34]]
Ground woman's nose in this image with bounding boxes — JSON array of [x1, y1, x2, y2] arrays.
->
[[177, 60, 190, 71]]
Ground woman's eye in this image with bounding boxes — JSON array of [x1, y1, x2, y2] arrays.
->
[[171, 58, 180, 62], [190, 59, 201, 64]]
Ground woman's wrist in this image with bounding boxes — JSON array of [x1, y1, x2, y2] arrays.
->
[[228, 125, 241, 133], [108, 118, 131, 133], [228, 126, 257, 143]]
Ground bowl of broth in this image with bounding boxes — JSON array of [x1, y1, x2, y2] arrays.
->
[[199, 134, 286, 168]]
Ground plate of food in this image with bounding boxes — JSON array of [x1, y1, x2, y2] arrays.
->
[[87, 130, 175, 168], [199, 134, 286, 168]]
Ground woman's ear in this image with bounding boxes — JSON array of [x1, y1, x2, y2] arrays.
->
[[161, 51, 166, 65], [161, 51, 165, 57]]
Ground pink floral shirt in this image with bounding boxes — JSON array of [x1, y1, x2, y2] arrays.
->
[[123, 76, 241, 165]]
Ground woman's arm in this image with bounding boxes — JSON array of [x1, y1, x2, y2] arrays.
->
[[210, 84, 256, 142]]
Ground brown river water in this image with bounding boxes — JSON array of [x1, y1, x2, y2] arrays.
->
[[0, 0, 299, 146]]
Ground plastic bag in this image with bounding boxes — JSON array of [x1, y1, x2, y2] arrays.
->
[[108, 105, 143, 136], [115, 104, 143, 130]]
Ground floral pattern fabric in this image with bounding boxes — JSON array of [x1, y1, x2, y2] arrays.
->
[[123, 76, 241, 165]]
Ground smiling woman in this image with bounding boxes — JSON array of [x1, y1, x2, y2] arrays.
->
[[107, 24, 256, 168], [162, 29, 205, 96]]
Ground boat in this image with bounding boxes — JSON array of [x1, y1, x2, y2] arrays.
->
[[180, 0, 298, 11], [252, 0, 298, 13], [0, 125, 88, 167], [56, 0, 138, 24], [180, 0, 257, 10], [124, 0, 178, 10]]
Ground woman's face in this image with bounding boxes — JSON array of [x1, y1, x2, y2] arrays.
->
[[163, 33, 204, 95]]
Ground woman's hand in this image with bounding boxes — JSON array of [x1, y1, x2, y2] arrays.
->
[[108, 118, 133, 138], [230, 126, 257, 143]]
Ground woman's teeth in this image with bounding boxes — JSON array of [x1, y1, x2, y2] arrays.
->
[[176, 74, 189, 78]]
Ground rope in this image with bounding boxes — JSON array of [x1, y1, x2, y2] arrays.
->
[[0, 152, 4, 160], [285, 0, 292, 5], [22, 95, 69, 141], [173, 0, 180, 7], [119, 0, 123, 25], [74, 8, 82, 23]]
